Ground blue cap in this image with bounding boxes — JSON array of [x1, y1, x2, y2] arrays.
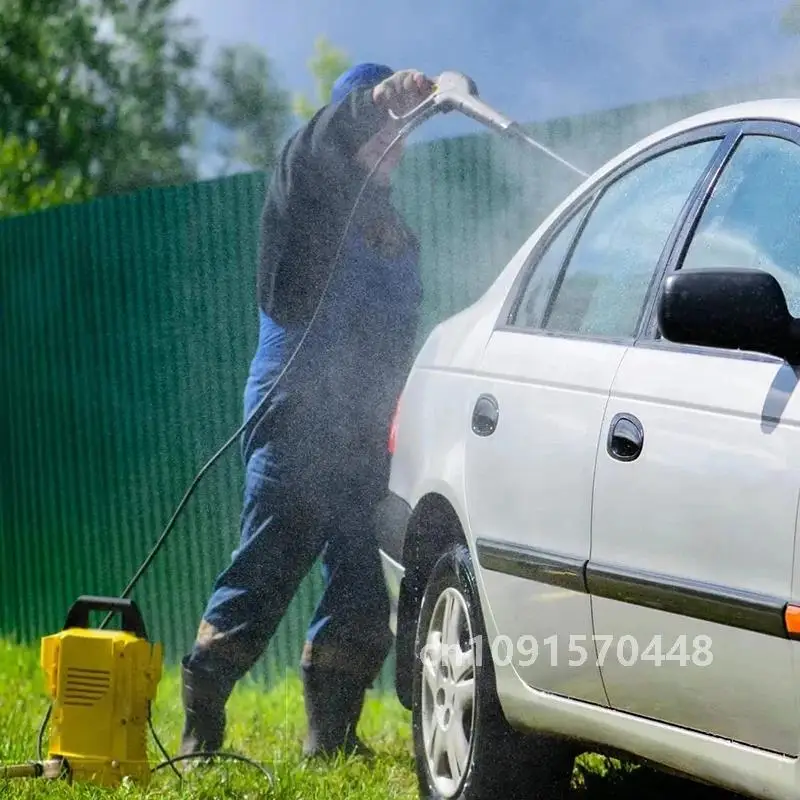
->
[[331, 62, 394, 104]]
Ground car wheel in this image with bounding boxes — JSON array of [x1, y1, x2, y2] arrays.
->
[[411, 543, 576, 800]]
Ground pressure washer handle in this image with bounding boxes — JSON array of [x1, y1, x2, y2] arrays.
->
[[63, 595, 148, 639], [431, 71, 479, 108], [386, 70, 467, 123], [387, 70, 515, 132]]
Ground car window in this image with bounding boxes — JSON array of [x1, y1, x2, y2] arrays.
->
[[542, 139, 720, 339], [680, 135, 800, 317], [512, 208, 588, 329]]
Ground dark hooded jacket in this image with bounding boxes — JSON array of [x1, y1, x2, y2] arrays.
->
[[258, 86, 413, 326], [244, 86, 423, 473]]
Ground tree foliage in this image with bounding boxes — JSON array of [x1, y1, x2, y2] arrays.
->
[[206, 44, 291, 173], [0, 133, 92, 218], [0, 0, 293, 194], [0, 0, 353, 214], [0, 0, 207, 195], [293, 37, 352, 121]]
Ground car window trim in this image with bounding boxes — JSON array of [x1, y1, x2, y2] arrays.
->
[[504, 198, 598, 331], [638, 119, 800, 365], [536, 137, 722, 337], [539, 197, 599, 330], [508, 200, 594, 329], [494, 121, 738, 344]]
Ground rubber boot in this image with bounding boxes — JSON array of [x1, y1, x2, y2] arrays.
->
[[178, 657, 231, 766], [301, 664, 375, 760]]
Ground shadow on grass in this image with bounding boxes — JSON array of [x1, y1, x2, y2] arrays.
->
[[573, 755, 745, 800], [336, 748, 746, 800]]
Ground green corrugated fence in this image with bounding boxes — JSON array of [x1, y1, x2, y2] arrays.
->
[[3, 73, 799, 692]]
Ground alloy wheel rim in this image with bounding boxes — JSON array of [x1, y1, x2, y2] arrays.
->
[[420, 586, 477, 797]]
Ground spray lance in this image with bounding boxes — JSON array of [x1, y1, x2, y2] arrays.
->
[[4, 69, 588, 790], [391, 70, 589, 178]]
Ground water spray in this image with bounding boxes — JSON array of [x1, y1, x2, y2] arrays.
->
[[392, 70, 590, 179], [1, 68, 587, 790]]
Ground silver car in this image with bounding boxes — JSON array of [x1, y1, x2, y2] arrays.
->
[[376, 99, 800, 800]]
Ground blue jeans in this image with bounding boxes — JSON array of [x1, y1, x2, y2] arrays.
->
[[184, 312, 393, 690]]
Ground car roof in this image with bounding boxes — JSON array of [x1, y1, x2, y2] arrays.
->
[[541, 97, 800, 220], [652, 97, 800, 138], [597, 98, 800, 177]]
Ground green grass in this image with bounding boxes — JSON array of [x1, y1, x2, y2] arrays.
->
[[0, 638, 736, 799]]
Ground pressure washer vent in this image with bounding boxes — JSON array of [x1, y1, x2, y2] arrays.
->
[[63, 667, 111, 707]]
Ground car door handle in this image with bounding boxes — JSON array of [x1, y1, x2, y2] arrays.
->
[[607, 413, 644, 462], [472, 394, 499, 436]]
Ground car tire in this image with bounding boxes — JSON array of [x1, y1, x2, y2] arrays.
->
[[411, 543, 577, 800]]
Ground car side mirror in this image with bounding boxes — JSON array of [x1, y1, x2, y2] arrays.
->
[[657, 268, 800, 362]]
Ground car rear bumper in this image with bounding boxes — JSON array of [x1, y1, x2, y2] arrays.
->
[[374, 491, 412, 564], [375, 492, 412, 636], [379, 550, 405, 636]]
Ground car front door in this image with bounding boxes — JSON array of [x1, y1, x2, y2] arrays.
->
[[463, 132, 726, 705], [590, 125, 800, 755]]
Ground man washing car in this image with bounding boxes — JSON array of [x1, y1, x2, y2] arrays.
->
[[178, 63, 435, 761]]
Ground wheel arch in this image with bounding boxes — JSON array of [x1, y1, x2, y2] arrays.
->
[[395, 492, 469, 709]]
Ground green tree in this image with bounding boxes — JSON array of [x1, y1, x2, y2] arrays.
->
[[206, 44, 291, 173], [0, 0, 206, 194], [0, 134, 92, 219], [0, 0, 292, 194], [293, 37, 352, 121]]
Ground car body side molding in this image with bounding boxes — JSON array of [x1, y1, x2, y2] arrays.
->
[[475, 538, 793, 640]]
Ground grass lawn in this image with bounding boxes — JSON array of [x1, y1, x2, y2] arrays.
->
[[0, 638, 737, 799]]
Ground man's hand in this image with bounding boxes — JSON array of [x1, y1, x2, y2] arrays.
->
[[372, 69, 436, 117]]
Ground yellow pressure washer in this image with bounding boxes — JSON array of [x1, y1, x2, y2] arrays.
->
[[2, 596, 163, 787], [2, 595, 273, 788]]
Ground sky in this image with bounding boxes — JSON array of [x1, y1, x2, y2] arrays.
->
[[177, 0, 800, 171], [178, 0, 800, 116]]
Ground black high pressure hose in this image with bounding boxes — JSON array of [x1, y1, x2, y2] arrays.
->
[[33, 91, 436, 783], [32, 70, 589, 782]]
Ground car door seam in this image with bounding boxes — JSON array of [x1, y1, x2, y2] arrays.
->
[[587, 346, 630, 707]]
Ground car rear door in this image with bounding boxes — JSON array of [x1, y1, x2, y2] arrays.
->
[[590, 123, 800, 755], [463, 131, 727, 706]]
